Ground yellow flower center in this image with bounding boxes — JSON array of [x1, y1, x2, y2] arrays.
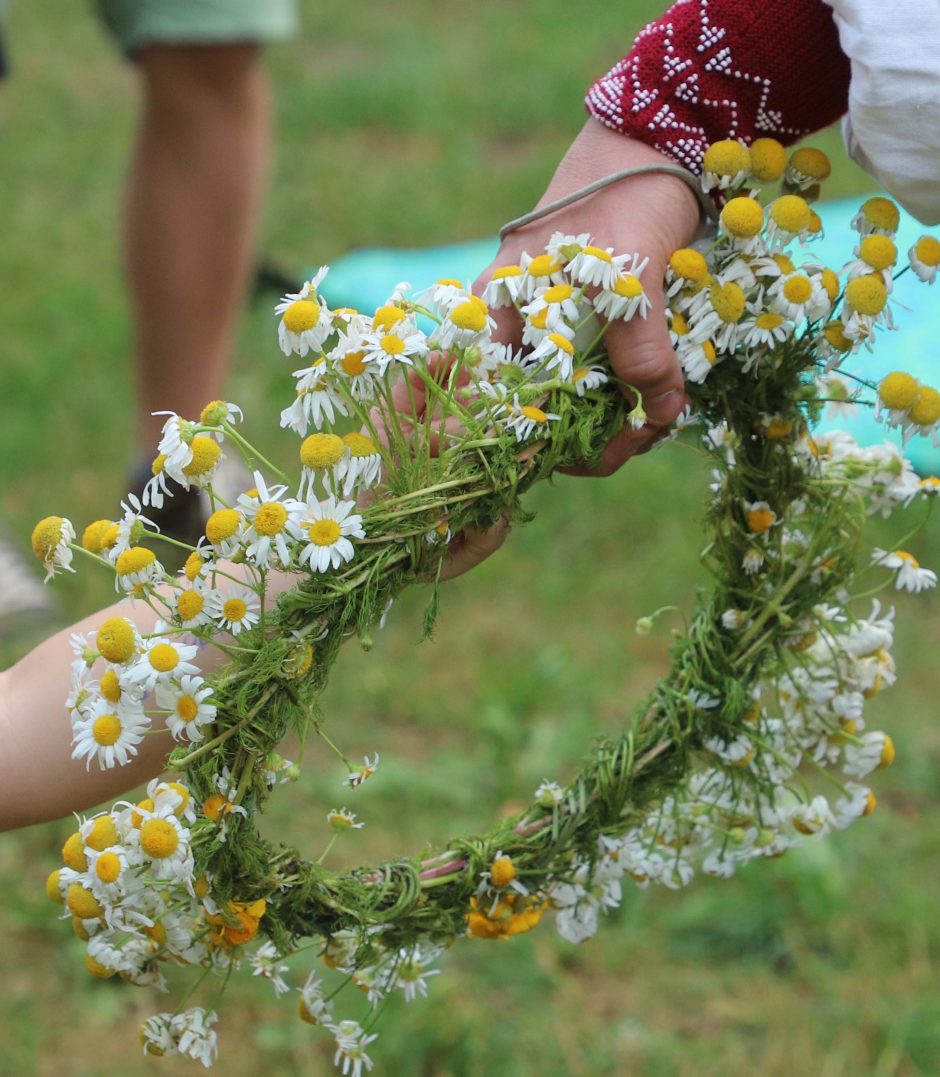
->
[[702, 341, 717, 364], [789, 146, 831, 180], [148, 643, 179, 673], [203, 793, 227, 821], [748, 137, 787, 182], [845, 275, 887, 315], [581, 245, 613, 262], [529, 308, 549, 330], [490, 856, 516, 888], [301, 432, 345, 470], [166, 782, 191, 815], [176, 694, 200, 722], [755, 312, 784, 330], [819, 268, 840, 302], [381, 333, 405, 355], [770, 195, 811, 234], [914, 236, 940, 267], [670, 312, 690, 336], [720, 196, 764, 238], [747, 507, 775, 533], [521, 405, 548, 424], [182, 435, 221, 477], [99, 668, 122, 703], [710, 282, 747, 323], [86, 815, 118, 851], [492, 264, 523, 280], [858, 235, 897, 271], [62, 832, 88, 872], [911, 386, 940, 426], [669, 248, 709, 282], [92, 713, 122, 746], [340, 350, 367, 376], [860, 197, 899, 232], [373, 304, 406, 331], [895, 550, 919, 568], [764, 418, 793, 439], [177, 590, 205, 621], [206, 508, 241, 544], [66, 883, 103, 920], [613, 274, 644, 298], [703, 138, 750, 176], [548, 332, 574, 354], [139, 818, 180, 859], [82, 519, 114, 554], [878, 735, 896, 770], [343, 431, 378, 458], [254, 501, 288, 536], [184, 552, 205, 581], [115, 547, 156, 579], [307, 519, 342, 546], [95, 852, 122, 884], [31, 516, 64, 561], [282, 299, 320, 333], [526, 254, 563, 278], [823, 321, 853, 353], [151, 453, 167, 477], [782, 275, 813, 305], [46, 870, 64, 904], [131, 798, 154, 828], [199, 400, 229, 425], [772, 254, 795, 274], [543, 284, 574, 304], [878, 371, 920, 410], [223, 597, 249, 622], [450, 299, 489, 332], [84, 954, 117, 980]]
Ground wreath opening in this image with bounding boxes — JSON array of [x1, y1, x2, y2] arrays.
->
[[35, 138, 940, 1069]]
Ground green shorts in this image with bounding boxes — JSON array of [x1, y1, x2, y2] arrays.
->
[[96, 0, 299, 56]]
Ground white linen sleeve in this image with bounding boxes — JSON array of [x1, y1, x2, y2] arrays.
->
[[824, 1, 940, 225]]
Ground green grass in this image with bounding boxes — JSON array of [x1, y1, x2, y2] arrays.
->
[[2, 2, 937, 1075]]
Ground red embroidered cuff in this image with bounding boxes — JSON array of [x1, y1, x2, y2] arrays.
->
[[586, 0, 850, 174]]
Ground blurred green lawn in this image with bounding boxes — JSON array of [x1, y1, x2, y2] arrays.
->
[[2, 2, 938, 1075]]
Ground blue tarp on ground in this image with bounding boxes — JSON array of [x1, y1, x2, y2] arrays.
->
[[316, 199, 938, 473]]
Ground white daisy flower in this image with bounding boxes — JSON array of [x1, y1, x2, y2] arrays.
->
[[332, 1020, 379, 1077], [844, 234, 898, 291], [344, 752, 380, 789], [154, 413, 194, 476], [156, 675, 217, 742], [909, 235, 940, 284], [504, 393, 560, 442], [571, 364, 608, 396], [140, 1013, 180, 1059], [526, 331, 576, 380], [334, 432, 383, 497], [327, 807, 365, 831], [534, 779, 564, 807], [545, 230, 591, 260], [298, 972, 334, 1026], [364, 327, 428, 375], [85, 845, 133, 904], [850, 196, 900, 237], [329, 329, 382, 402], [522, 283, 583, 333], [172, 1008, 219, 1068], [594, 271, 652, 322], [113, 545, 164, 595], [71, 700, 150, 770], [833, 783, 876, 828], [739, 310, 793, 350], [435, 296, 496, 350], [567, 244, 631, 290], [113, 494, 159, 557], [481, 264, 525, 308], [843, 731, 895, 779], [204, 584, 262, 635], [517, 251, 567, 302], [789, 795, 835, 836], [870, 547, 937, 592], [412, 277, 468, 314], [148, 777, 197, 823], [239, 471, 304, 569], [297, 497, 365, 573], [127, 633, 200, 692], [677, 338, 719, 384], [275, 269, 331, 357], [30, 515, 75, 583], [248, 941, 291, 997], [130, 806, 194, 883], [769, 271, 830, 323], [764, 195, 816, 248], [281, 358, 350, 435]]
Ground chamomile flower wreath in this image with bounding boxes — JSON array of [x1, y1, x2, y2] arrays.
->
[[33, 137, 940, 1071]]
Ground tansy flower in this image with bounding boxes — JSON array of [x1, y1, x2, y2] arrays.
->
[[870, 548, 937, 592], [31, 515, 75, 582], [335, 432, 382, 496], [156, 675, 218, 742], [296, 496, 365, 573], [72, 700, 150, 770], [909, 235, 940, 284], [204, 585, 261, 635]]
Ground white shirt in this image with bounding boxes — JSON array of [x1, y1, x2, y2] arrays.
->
[[824, 1, 940, 224]]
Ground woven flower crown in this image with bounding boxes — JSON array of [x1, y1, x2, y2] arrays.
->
[[33, 137, 940, 1070]]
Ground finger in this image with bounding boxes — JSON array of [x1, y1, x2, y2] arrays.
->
[[439, 516, 510, 582]]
